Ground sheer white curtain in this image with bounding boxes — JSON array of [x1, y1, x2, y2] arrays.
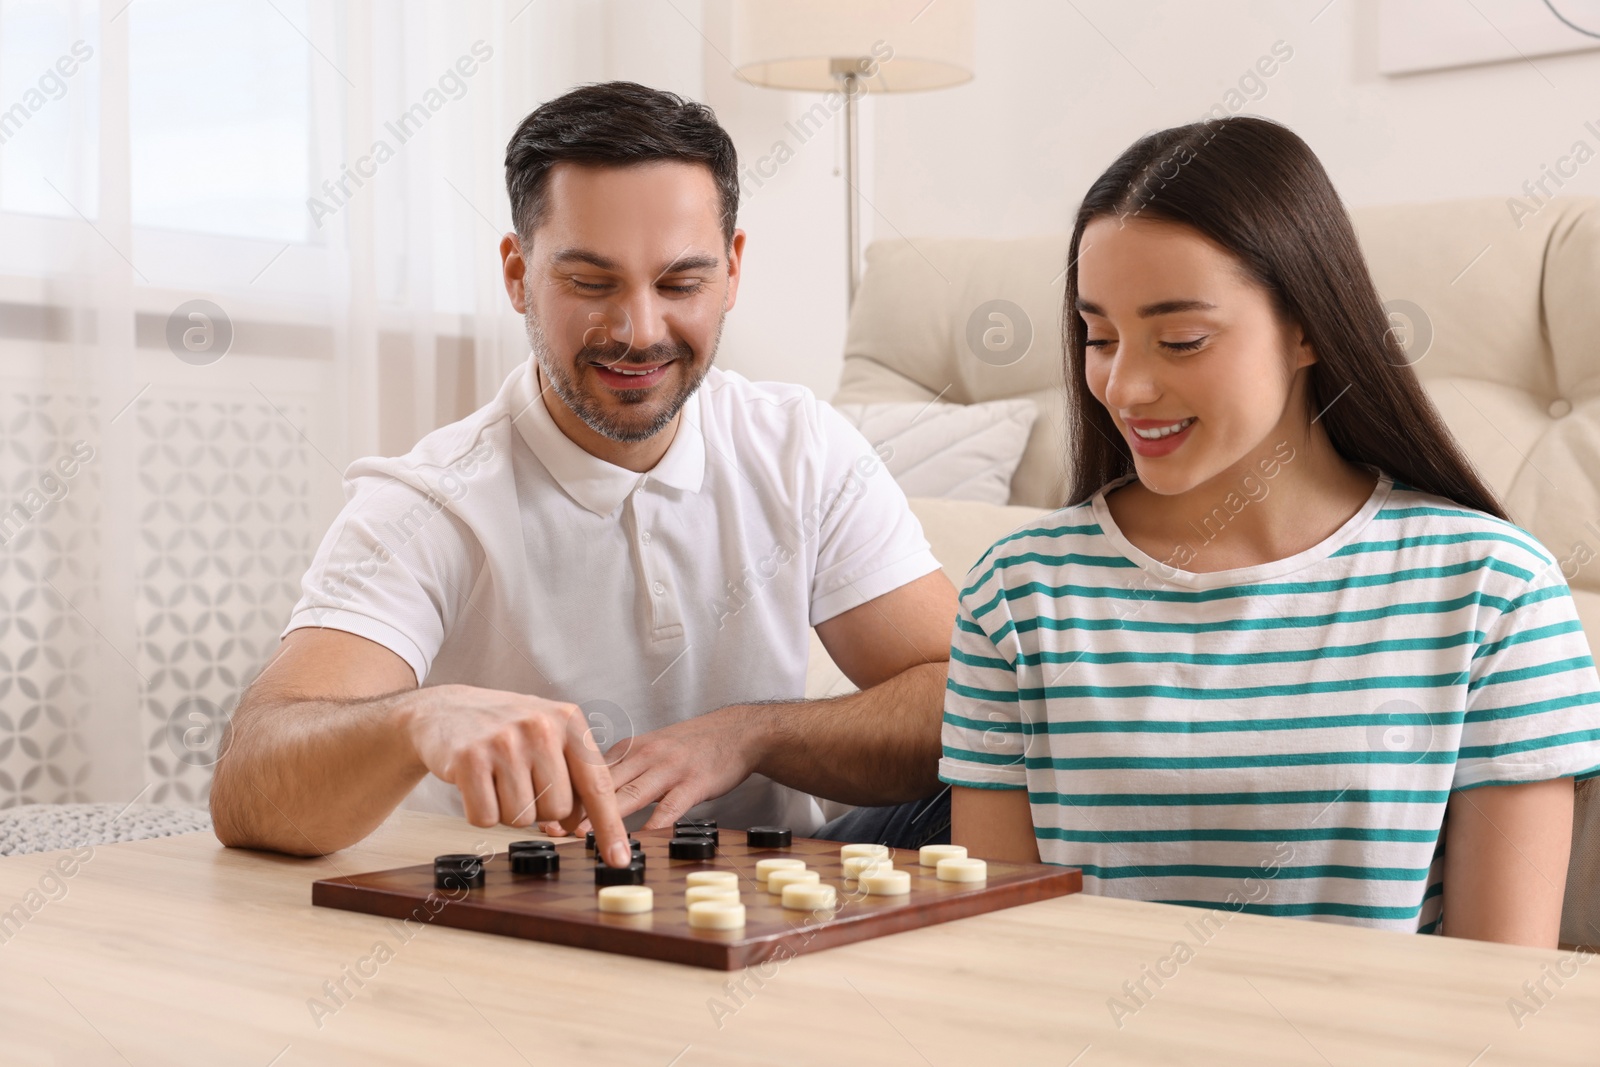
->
[[0, 0, 630, 808]]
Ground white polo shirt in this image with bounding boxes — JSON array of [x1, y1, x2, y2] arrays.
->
[[282, 359, 941, 833]]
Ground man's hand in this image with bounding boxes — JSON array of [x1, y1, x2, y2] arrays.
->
[[540, 703, 767, 835], [401, 683, 634, 866]]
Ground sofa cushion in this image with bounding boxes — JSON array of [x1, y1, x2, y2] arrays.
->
[[831, 398, 1037, 504], [835, 236, 1073, 509]]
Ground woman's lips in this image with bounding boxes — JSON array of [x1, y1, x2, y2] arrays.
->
[[1125, 416, 1196, 457]]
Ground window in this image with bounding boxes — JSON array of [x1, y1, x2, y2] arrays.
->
[[129, 0, 314, 242], [0, 0, 100, 220], [0, 0, 319, 245]]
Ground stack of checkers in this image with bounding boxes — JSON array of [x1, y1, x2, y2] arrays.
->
[[508, 840, 559, 875], [432, 853, 485, 890], [668, 818, 720, 860], [592, 836, 647, 885]]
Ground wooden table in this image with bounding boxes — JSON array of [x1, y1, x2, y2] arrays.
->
[[1, 811, 1595, 1065]]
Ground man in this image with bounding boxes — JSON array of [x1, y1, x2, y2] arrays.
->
[[210, 82, 957, 869]]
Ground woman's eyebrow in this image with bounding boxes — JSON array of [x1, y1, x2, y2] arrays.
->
[[1076, 298, 1219, 318]]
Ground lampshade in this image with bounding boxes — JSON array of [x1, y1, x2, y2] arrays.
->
[[731, 0, 974, 93]]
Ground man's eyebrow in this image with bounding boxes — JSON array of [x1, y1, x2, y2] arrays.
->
[[549, 249, 722, 274], [658, 253, 721, 273], [1076, 298, 1219, 318], [550, 248, 618, 271]]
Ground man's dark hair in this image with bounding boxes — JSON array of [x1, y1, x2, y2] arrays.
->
[[505, 81, 739, 247]]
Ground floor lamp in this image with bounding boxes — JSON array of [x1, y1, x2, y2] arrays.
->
[[731, 0, 974, 307]]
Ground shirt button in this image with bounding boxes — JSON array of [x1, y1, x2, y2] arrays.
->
[[640, 531, 652, 545], [652, 581, 665, 596]]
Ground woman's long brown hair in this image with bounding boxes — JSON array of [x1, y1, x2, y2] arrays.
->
[[1062, 116, 1508, 520]]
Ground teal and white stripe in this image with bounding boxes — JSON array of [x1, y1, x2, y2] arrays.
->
[[939, 474, 1600, 933]]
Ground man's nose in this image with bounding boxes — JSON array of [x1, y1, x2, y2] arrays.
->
[[606, 289, 670, 354]]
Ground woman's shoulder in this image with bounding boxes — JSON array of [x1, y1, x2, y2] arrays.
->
[[1366, 480, 1557, 574], [957, 499, 1117, 598]]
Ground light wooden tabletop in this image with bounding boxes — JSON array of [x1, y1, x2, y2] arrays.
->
[[1, 810, 1594, 1066]]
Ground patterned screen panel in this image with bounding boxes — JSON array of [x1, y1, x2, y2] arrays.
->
[[0, 393, 101, 806], [0, 387, 320, 808]]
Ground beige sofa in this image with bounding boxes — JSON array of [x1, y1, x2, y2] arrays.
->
[[808, 196, 1600, 947]]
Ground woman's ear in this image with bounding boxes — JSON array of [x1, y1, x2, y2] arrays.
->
[[1295, 337, 1317, 370], [1287, 317, 1316, 370]]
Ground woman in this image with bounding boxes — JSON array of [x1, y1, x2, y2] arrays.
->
[[942, 117, 1600, 946]]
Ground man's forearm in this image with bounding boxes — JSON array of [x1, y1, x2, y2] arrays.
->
[[749, 661, 947, 806], [210, 689, 427, 856]]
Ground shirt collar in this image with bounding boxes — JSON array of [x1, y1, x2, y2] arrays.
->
[[510, 360, 705, 518]]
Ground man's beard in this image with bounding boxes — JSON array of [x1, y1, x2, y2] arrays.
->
[[525, 308, 720, 444]]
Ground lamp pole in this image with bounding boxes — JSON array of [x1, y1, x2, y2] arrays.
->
[[833, 60, 862, 307], [731, 0, 975, 311]]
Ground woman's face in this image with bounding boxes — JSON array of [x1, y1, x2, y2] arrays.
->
[[1077, 215, 1315, 498]]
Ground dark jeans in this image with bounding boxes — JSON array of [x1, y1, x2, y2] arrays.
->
[[811, 785, 952, 851]]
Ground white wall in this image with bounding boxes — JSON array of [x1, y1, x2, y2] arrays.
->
[[697, 0, 864, 400], [683, 0, 1600, 397]]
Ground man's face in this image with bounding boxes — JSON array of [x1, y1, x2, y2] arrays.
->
[[504, 161, 743, 444]]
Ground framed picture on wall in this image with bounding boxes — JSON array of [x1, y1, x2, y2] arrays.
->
[[1379, 0, 1600, 75]]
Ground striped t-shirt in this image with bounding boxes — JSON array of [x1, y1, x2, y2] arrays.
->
[[938, 472, 1600, 933]]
